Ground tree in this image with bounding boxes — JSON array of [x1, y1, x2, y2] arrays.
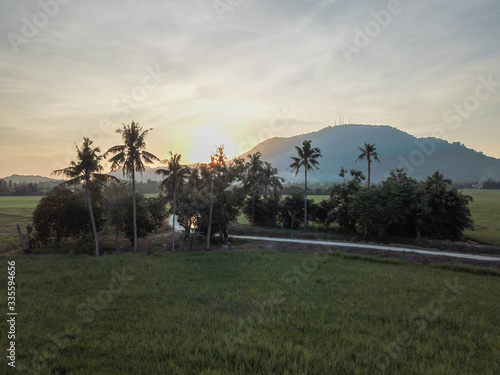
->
[[177, 166, 206, 238], [106, 121, 159, 252], [324, 169, 366, 233], [278, 192, 316, 230], [32, 188, 104, 251], [260, 162, 284, 198], [205, 146, 227, 250], [147, 194, 168, 234], [52, 137, 117, 256], [356, 143, 380, 189], [122, 193, 156, 244], [245, 152, 264, 226], [289, 140, 322, 230], [155, 152, 190, 253], [422, 171, 474, 240], [379, 169, 427, 238], [104, 182, 131, 248]]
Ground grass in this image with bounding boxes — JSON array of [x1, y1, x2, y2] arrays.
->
[[0, 250, 499, 374], [462, 189, 500, 246], [0, 196, 41, 253]]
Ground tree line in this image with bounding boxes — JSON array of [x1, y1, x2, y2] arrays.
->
[[29, 121, 475, 256]]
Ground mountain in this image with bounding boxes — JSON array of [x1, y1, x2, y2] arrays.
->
[[240, 124, 500, 184], [0, 174, 64, 184]]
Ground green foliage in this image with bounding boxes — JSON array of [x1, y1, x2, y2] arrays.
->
[[146, 194, 168, 233], [122, 193, 156, 243], [321, 169, 366, 233], [322, 169, 475, 240], [31, 188, 104, 246], [278, 192, 316, 230], [103, 182, 130, 244], [421, 171, 474, 240], [243, 196, 281, 228]]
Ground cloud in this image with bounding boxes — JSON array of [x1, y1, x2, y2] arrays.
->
[[0, 0, 499, 177]]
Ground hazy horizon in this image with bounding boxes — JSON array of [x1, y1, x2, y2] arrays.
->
[[1, 0, 499, 177]]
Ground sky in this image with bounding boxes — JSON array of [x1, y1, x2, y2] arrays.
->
[[0, 0, 499, 177]]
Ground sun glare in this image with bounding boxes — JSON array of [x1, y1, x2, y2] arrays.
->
[[186, 124, 239, 164]]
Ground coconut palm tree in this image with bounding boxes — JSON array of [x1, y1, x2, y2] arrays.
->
[[105, 121, 159, 252], [155, 152, 190, 253], [356, 143, 380, 189], [289, 140, 322, 230], [52, 137, 118, 256], [261, 161, 284, 198]]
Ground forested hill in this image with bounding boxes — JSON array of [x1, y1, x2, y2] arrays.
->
[[241, 124, 500, 184]]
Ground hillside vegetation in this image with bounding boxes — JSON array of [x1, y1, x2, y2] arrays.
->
[[243, 125, 500, 184]]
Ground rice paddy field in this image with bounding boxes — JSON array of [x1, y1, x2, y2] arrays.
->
[[0, 250, 499, 374]]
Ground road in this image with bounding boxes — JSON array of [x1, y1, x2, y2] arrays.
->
[[231, 235, 500, 262]]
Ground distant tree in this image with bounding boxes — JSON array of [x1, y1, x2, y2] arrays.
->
[[289, 140, 322, 230], [146, 194, 168, 234], [356, 143, 380, 189], [177, 166, 206, 237], [104, 182, 131, 248], [52, 137, 118, 256], [205, 146, 227, 250], [155, 152, 190, 253], [278, 192, 316, 230], [379, 169, 427, 238], [106, 121, 159, 252], [32, 188, 104, 249], [122, 193, 156, 244], [422, 171, 474, 240], [483, 179, 500, 189], [324, 169, 366, 233], [261, 162, 284, 198], [245, 152, 264, 226]]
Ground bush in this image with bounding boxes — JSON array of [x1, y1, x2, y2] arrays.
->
[[32, 188, 104, 246]]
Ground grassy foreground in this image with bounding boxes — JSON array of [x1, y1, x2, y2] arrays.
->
[[1, 250, 499, 374]]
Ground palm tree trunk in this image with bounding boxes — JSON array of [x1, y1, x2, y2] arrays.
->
[[364, 158, 371, 236], [86, 187, 99, 257], [205, 172, 214, 251], [251, 192, 255, 226], [367, 158, 371, 190], [304, 168, 308, 231], [132, 168, 138, 252], [172, 189, 176, 253]]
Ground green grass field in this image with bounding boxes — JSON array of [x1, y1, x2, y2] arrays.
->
[[0, 250, 498, 374], [0, 196, 41, 252], [462, 189, 500, 246]]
